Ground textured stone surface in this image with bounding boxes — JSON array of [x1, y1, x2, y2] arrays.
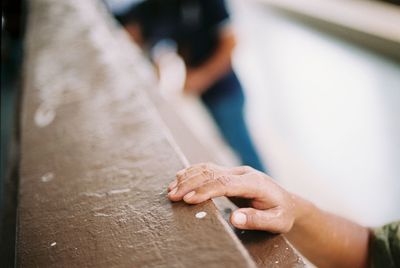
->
[[17, 0, 256, 267], [151, 57, 306, 268]]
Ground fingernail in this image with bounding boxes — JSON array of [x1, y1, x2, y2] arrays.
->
[[232, 212, 247, 225], [168, 187, 178, 196], [183, 191, 195, 201]]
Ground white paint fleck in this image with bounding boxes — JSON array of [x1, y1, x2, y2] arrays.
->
[[94, 212, 112, 217], [275, 261, 279, 264], [81, 188, 131, 198], [35, 104, 56, 127], [50, 242, 57, 247], [41, 172, 54, 182], [273, 244, 279, 248], [107, 188, 131, 195], [195, 211, 207, 219], [80, 192, 106, 198]]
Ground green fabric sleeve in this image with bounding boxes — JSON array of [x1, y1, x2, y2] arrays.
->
[[370, 221, 400, 268]]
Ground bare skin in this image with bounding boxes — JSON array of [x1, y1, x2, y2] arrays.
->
[[125, 23, 144, 47], [167, 163, 370, 268], [184, 27, 236, 94], [124, 23, 236, 94]]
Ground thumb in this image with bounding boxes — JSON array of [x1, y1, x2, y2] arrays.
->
[[230, 207, 292, 233]]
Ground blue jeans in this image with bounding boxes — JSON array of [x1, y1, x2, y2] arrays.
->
[[201, 71, 267, 173]]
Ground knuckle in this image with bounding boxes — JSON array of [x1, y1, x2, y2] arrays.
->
[[176, 172, 186, 182], [245, 211, 257, 227], [241, 165, 253, 173], [201, 164, 210, 173], [215, 175, 232, 187], [199, 162, 209, 169], [201, 169, 211, 178], [186, 166, 197, 173], [176, 169, 185, 176], [201, 167, 217, 180], [251, 171, 265, 183], [201, 162, 217, 172]]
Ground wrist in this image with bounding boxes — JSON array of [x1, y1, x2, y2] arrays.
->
[[290, 193, 317, 230], [186, 68, 213, 93]]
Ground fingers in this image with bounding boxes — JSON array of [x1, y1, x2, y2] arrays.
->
[[168, 163, 268, 203], [168, 172, 214, 201], [167, 163, 295, 234], [170, 163, 253, 191], [168, 163, 215, 192], [178, 175, 237, 203], [177, 163, 253, 177], [171, 163, 210, 187], [168, 173, 230, 202], [230, 207, 293, 233], [168, 170, 265, 203]]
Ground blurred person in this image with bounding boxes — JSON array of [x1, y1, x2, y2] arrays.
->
[[167, 163, 399, 268], [115, 0, 267, 172], [380, 0, 400, 5]]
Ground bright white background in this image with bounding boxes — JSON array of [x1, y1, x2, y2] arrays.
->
[[229, 0, 400, 226], [167, 0, 400, 227]]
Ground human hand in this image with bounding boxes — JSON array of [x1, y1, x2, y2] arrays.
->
[[184, 69, 212, 95], [167, 163, 301, 233]]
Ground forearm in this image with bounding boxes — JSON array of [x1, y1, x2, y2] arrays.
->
[[286, 195, 370, 268], [124, 23, 144, 47], [188, 28, 235, 89]]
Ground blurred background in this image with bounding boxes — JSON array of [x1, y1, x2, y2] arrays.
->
[[1, 0, 24, 264], [228, 0, 400, 226], [1, 0, 400, 265], [106, 0, 400, 226]]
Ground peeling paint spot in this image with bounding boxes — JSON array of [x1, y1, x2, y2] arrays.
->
[[195, 211, 207, 219], [94, 212, 112, 217], [35, 104, 56, 127], [107, 188, 131, 195], [41, 172, 54, 182], [80, 192, 106, 198], [80, 188, 131, 198], [275, 260, 279, 264], [50, 242, 57, 247]]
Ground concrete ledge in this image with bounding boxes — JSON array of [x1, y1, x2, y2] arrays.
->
[[17, 0, 256, 266]]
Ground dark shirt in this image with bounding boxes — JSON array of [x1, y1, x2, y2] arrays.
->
[[117, 0, 229, 67]]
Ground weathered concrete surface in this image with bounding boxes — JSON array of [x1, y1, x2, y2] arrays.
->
[[17, 0, 256, 267]]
